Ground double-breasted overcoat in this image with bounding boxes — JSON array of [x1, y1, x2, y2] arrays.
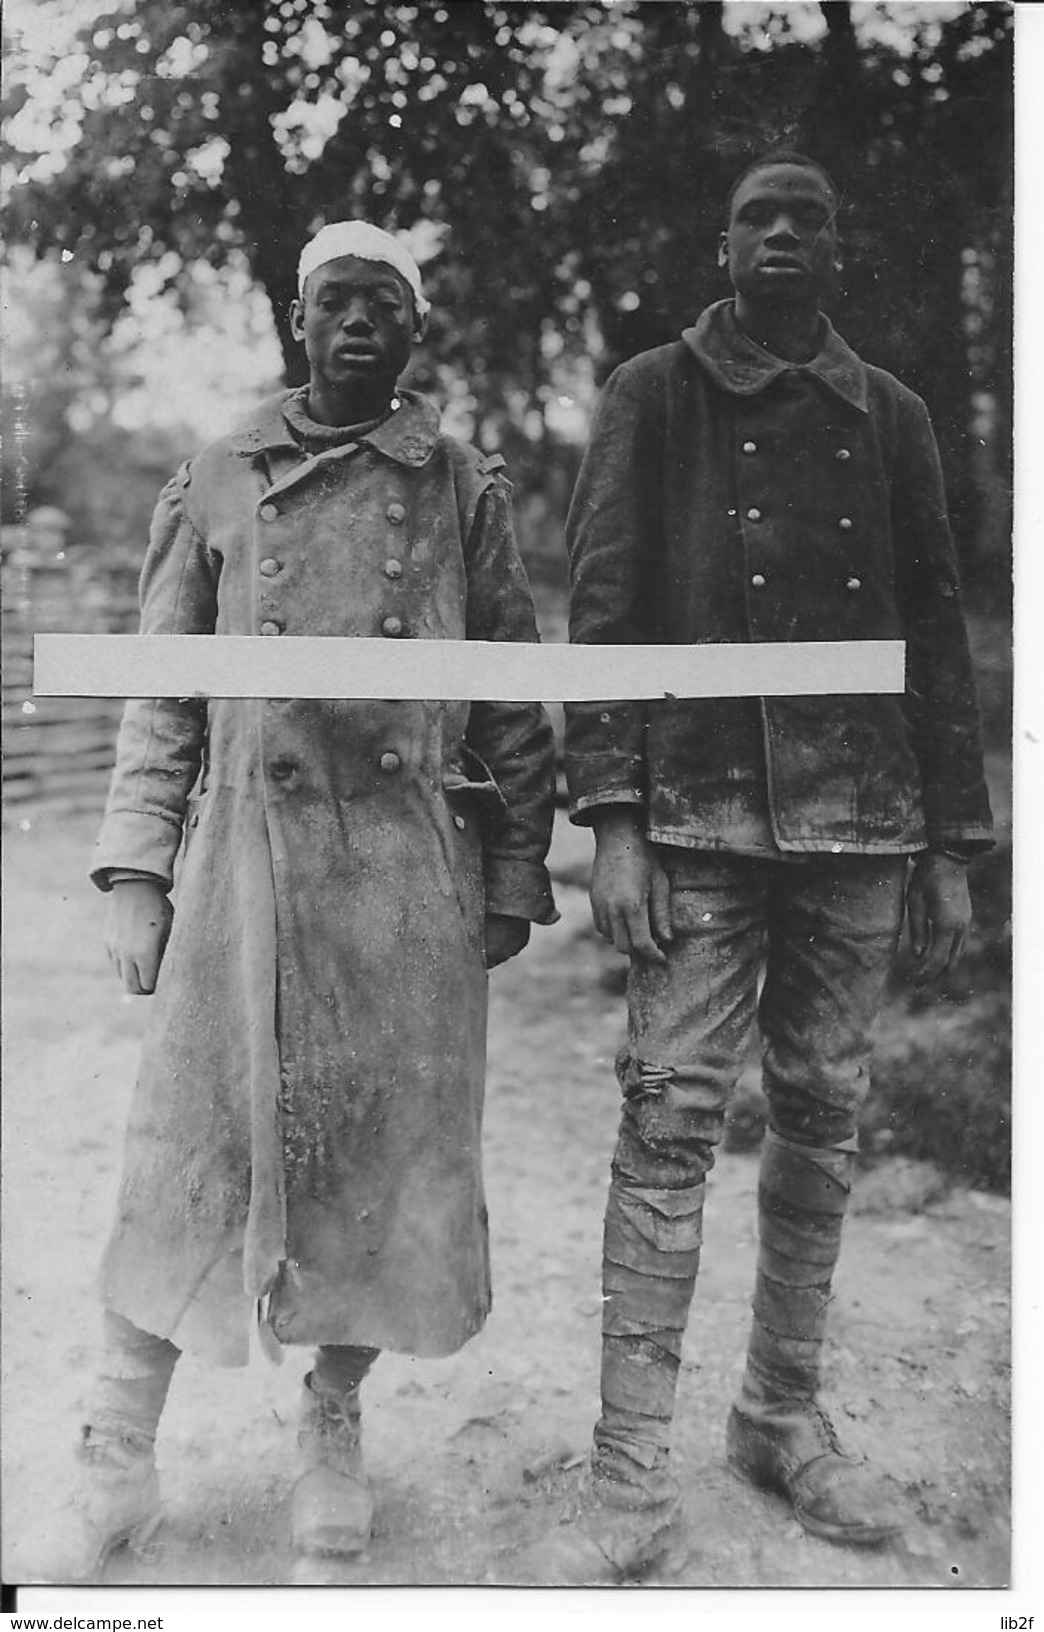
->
[[93, 389, 558, 1365]]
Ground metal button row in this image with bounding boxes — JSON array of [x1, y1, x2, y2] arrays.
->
[[744, 507, 853, 530], [739, 443, 851, 461], [260, 617, 409, 636], [261, 499, 409, 524], [267, 753, 405, 780], [748, 574, 862, 591]]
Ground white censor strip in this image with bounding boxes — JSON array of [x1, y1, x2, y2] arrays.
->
[[33, 635, 905, 703]]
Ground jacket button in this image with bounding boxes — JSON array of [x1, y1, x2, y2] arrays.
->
[[259, 503, 279, 522], [259, 619, 283, 636], [846, 576, 862, 592], [386, 502, 406, 523], [746, 507, 762, 522], [751, 573, 767, 588], [727, 508, 738, 518], [259, 558, 280, 577], [742, 440, 758, 455], [383, 558, 404, 579], [838, 517, 853, 531], [381, 615, 404, 637], [836, 448, 852, 461], [454, 815, 466, 830], [379, 751, 401, 774]]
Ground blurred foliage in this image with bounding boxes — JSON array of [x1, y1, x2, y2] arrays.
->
[[3, 1, 1013, 580]]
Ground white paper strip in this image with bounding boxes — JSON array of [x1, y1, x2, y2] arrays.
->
[[33, 634, 905, 702]]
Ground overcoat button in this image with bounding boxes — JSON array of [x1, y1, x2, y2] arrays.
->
[[386, 502, 406, 523], [747, 507, 762, 522], [259, 558, 280, 577], [846, 577, 862, 591], [836, 448, 852, 461], [259, 620, 282, 636], [742, 440, 757, 454], [751, 573, 767, 588], [454, 815, 466, 830], [259, 503, 279, 522], [379, 752, 401, 774], [381, 616, 404, 637], [839, 517, 853, 531], [383, 558, 404, 579]]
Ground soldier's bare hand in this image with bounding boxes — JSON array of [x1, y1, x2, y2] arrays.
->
[[106, 879, 174, 995], [590, 809, 672, 965], [484, 913, 530, 969], [906, 852, 971, 984]]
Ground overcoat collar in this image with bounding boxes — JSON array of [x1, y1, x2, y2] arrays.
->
[[682, 299, 869, 414], [228, 387, 441, 466]]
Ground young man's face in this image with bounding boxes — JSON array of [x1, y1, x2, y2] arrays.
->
[[289, 255, 424, 402], [719, 163, 840, 310]]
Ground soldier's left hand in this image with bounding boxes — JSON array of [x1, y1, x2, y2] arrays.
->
[[906, 852, 972, 983], [484, 913, 531, 969]]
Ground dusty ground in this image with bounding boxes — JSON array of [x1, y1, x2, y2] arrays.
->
[[1, 808, 1010, 1590]]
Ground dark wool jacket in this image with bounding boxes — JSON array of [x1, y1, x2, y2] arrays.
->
[[565, 300, 994, 856]]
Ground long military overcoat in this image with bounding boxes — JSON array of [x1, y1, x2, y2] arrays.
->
[[93, 390, 558, 1366]]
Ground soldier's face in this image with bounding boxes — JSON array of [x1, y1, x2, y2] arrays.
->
[[719, 164, 840, 308], [290, 256, 422, 394]]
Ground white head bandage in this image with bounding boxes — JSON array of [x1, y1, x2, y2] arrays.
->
[[297, 222, 430, 315]]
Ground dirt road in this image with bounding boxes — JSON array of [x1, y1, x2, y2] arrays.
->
[[1, 812, 1010, 1588]]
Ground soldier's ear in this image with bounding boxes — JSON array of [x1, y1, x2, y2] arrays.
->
[[412, 305, 429, 344], [289, 297, 306, 342], [717, 233, 729, 269]]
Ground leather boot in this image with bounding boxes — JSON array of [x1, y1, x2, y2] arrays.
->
[[290, 1370, 374, 1561], [727, 1130, 907, 1545], [19, 1424, 162, 1584], [512, 1447, 681, 1585]]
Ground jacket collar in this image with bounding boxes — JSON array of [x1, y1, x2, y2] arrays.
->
[[228, 387, 441, 466], [682, 299, 869, 414]]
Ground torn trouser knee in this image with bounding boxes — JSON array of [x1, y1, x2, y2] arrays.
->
[[745, 1130, 854, 1400], [614, 1049, 728, 1186]]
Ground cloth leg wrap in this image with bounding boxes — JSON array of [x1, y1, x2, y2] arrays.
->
[[85, 1309, 180, 1449], [596, 1173, 705, 1472], [744, 1130, 853, 1403]]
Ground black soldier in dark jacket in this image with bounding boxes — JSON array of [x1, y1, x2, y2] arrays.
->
[[536, 151, 993, 1583]]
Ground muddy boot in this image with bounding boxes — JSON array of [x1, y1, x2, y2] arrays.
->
[[290, 1353, 376, 1565], [726, 1131, 906, 1545], [20, 1312, 177, 1582], [512, 1159, 704, 1584]]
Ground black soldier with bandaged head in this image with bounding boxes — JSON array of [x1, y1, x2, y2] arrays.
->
[[24, 221, 559, 1584]]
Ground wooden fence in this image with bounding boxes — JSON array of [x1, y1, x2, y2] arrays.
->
[[2, 548, 140, 820]]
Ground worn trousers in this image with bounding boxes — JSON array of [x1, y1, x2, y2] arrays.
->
[[596, 850, 907, 1472]]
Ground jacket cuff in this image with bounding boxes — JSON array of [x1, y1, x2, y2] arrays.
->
[[923, 825, 995, 858], [568, 788, 645, 828], [91, 809, 185, 893], [484, 856, 560, 925]]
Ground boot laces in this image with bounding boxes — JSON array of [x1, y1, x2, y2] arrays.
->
[[808, 1404, 843, 1457], [298, 1386, 361, 1451]]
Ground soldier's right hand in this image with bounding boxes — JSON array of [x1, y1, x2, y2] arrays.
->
[[590, 808, 673, 965], [106, 879, 174, 995]]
